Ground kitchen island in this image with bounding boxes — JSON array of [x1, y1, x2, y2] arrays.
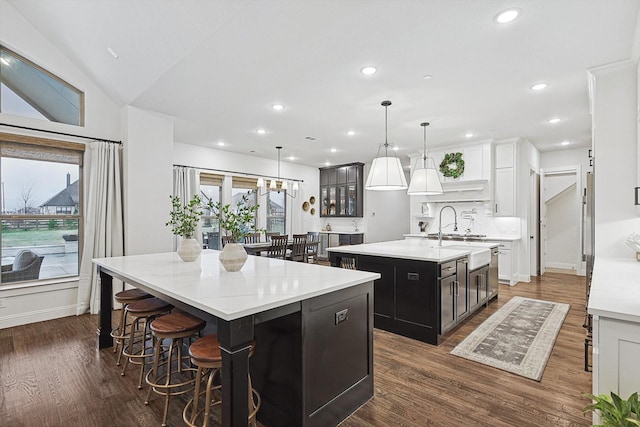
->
[[328, 239, 495, 345], [93, 250, 379, 427]]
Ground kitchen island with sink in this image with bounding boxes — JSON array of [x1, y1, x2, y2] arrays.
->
[[327, 239, 498, 345]]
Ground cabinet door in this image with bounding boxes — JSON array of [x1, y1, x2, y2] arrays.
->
[[328, 187, 336, 215], [347, 165, 358, 183], [359, 259, 395, 319], [337, 166, 347, 184], [469, 270, 481, 312], [440, 275, 456, 333], [321, 187, 329, 216], [495, 167, 515, 216], [396, 266, 434, 327], [495, 143, 515, 168], [456, 259, 469, 320], [337, 185, 347, 215], [462, 145, 484, 181], [347, 184, 357, 216], [498, 248, 511, 282]]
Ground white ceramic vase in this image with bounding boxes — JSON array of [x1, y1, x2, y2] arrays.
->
[[177, 237, 202, 262], [219, 242, 248, 272]]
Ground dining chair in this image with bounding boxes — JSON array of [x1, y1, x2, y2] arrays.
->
[[221, 236, 236, 248], [340, 256, 357, 270], [244, 233, 261, 244], [305, 232, 319, 263], [289, 234, 308, 262], [267, 235, 288, 259], [265, 232, 280, 241]]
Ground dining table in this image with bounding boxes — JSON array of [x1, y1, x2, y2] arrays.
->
[[93, 249, 379, 427]]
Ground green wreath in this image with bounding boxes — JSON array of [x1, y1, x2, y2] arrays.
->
[[439, 152, 465, 178]]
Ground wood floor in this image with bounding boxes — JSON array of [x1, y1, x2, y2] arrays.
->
[[0, 272, 591, 427]]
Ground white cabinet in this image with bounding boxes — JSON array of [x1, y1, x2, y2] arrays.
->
[[428, 142, 491, 183], [493, 142, 516, 217], [497, 241, 518, 285]]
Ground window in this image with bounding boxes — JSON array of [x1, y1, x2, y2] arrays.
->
[[0, 45, 84, 126], [200, 173, 222, 250], [0, 133, 84, 284], [231, 177, 258, 239], [266, 190, 286, 235]]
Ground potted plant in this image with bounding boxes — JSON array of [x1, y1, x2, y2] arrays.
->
[[583, 392, 640, 426], [166, 194, 206, 262], [211, 192, 261, 272]]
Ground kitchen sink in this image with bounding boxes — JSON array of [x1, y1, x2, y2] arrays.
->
[[436, 245, 491, 270]]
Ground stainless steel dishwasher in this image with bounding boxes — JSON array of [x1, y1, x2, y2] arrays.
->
[[488, 248, 499, 301]]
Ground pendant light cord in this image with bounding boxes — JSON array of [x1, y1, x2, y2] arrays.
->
[[421, 122, 430, 168], [382, 100, 392, 156]]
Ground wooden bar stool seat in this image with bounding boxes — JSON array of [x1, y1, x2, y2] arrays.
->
[[183, 334, 260, 427], [145, 311, 206, 427], [120, 297, 173, 389], [111, 288, 152, 366]]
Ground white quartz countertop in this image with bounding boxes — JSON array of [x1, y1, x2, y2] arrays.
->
[[588, 256, 640, 323], [93, 250, 379, 321], [404, 233, 521, 241], [326, 239, 474, 262]]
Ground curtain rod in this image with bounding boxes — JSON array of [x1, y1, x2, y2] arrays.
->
[[174, 164, 304, 183], [0, 123, 122, 144]]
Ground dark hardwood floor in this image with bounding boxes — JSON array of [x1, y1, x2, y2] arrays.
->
[[0, 272, 591, 427]]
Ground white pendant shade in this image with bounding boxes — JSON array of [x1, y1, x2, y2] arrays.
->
[[269, 179, 276, 190], [281, 180, 288, 191], [365, 156, 408, 191], [407, 159, 443, 195], [257, 177, 264, 188]]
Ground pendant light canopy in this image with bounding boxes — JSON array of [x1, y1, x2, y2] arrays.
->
[[365, 100, 408, 191], [407, 122, 443, 195]]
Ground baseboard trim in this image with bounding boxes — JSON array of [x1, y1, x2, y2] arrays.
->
[[0, 304, 76, 329]]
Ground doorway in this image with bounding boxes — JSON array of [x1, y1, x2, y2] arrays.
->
[[529, 170, 540, 277]]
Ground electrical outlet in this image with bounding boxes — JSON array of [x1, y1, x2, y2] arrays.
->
[[0, 298, 5, 309]]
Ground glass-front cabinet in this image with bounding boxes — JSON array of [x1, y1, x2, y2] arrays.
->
[[319, 162, 363, 217]]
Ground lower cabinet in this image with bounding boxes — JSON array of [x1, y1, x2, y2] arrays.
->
[[469, 266, 489, 312], [441, 258, 469, 335]]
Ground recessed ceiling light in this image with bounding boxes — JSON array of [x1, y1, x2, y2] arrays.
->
[[217, 141, 225, 147], [346, 130, 356, 136], [324, 161, 331, 166], [560, 141, 571, 146], [423, 74, 433, 80], [465, 133, 473, 138], [548, 118, 561, 124], [330, 148, 337, 153], [392, 146, 399, 151], [271, 104, 284, 111], [495, 8, 520, 24], [106, 46, 119, 59], [288, 156, 295, 161], [256, 128, 267, 134], [360, 66, 377, 75], [531, 83, 548, 91]]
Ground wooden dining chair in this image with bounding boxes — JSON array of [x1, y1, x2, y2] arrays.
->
[[267, 235, 288, 259], [340, 256, 357, 270], [305, 232, 319, 263], [244, 233, 261, 244], [221, 236, 236, 248], [289, 234, 308, 262], [265, 232, 280, 241]]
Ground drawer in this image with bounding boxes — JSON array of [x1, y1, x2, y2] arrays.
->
[[497, 241, 512, 250], [440, 260, 457, 278]]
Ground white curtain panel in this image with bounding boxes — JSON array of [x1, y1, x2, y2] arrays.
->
[[172, 166, 201, 250], [77, 141, 124, 315]]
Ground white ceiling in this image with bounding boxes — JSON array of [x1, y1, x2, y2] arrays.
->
[[8, 0, 640, 168]]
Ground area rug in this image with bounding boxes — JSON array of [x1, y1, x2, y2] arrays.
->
[[450, 296, 570, 381]]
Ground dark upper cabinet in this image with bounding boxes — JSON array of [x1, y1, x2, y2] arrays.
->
[[319, 162, 364, 217]]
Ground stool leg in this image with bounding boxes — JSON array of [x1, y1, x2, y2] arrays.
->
[[114, 306, 127, 365], [120, 313, 137, 377], [136, 317, 152, 390]]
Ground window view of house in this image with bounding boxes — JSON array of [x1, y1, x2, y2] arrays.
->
[[0, 143, 82, 284], [266, 190, 286, 235], [0, 45, 84, 126]]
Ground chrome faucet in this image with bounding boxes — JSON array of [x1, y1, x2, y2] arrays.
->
[[438, 205, 458, 246]]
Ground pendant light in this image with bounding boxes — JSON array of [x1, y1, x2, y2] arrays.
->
[[407, 122, 443, 195], [365, 100, 408, 191], [257, 146, 298, 198]]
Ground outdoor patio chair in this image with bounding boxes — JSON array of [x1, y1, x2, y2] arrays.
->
[[1, 249, 44, 283]]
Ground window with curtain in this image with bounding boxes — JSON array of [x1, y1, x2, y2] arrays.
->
[[0, 133, 84, 284], [200, 173, 222, 249], [231, 176, 258, 238], [267, 190, 286, 235]]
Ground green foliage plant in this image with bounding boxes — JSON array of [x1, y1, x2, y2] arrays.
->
[[439, 152, 465, 178], [583, 392, 640, 427], [166, 194, 205, 239], [211, 193, 261, 242]]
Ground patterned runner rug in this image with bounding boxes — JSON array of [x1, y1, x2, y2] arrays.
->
[[450, 296, 570, 381]]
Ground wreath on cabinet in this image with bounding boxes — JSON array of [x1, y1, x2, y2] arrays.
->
[[439, 152, 465, 179]]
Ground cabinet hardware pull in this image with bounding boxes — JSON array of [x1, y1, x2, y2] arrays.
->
[[444, 266, 455, 272], [454, 280, 459, 297]]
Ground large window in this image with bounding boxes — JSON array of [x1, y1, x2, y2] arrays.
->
[[200, 173, 222, 250], [266, 190, 286, 235], [0, 45, 84, 126], [0, 133, 84, 284], [232, 177, 258, 240]]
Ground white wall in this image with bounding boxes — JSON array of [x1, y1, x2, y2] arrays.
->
[[589, 61, 640, 259]]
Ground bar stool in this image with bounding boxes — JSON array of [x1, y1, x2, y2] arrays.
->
[[145, 311, 206, 427], [182, 334, 260, 427], [110, 288, 152, 366], [120, 297, 173, 389]]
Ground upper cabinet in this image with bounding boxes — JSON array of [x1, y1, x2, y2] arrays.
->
[[429, 142, 492, 184], [319, 163, 364, 217], [493, 142, 516, 216]]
